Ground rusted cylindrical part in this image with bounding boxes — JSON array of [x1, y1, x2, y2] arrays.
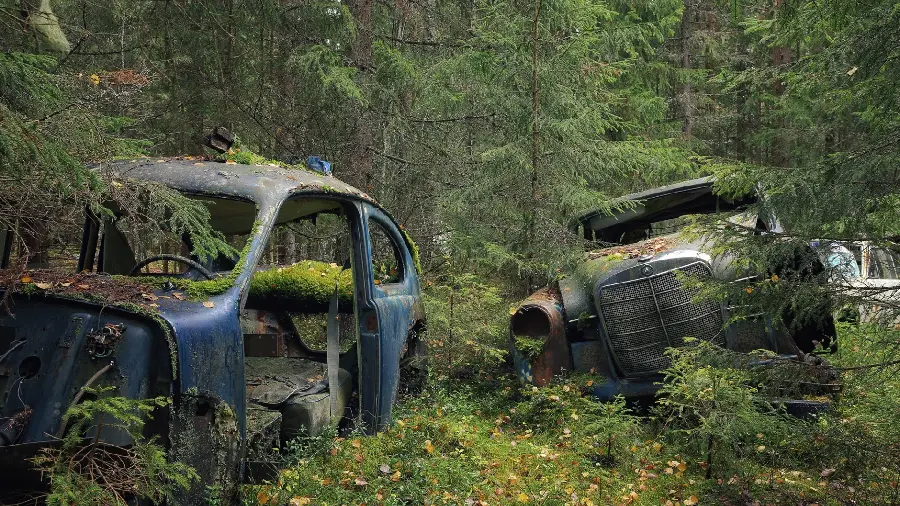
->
[[510, 286, 571, 386]]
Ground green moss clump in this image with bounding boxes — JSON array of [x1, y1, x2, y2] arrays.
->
[[247, 260, 354, 310], [183, 276, 236, 299], [514, 335, 546, 359], [400, 226, 422, 275], [215, 149, 316, 175]]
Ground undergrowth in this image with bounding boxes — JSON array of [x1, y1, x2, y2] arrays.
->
[[33, 388, 198, 505], [246, 322, 900, 506]]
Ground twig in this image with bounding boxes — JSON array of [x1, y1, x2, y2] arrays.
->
[[56, 360, 116, 437]]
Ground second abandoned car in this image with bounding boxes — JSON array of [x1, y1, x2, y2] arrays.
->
[[0, 158, 425, 502], [511, 177, 838, 400]]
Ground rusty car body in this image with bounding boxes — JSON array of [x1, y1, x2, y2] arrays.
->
[[0, 159, 425, 503], [510, 177, 838, 401]]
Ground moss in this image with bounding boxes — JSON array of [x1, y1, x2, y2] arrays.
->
[[20, 283, 39, 296], [247, 260, 354, 310], [513, 335, 546, 359], [400, 226, 423, 275], [215, 148, 317, 175], [575, 311, 594, 330], [183, 276, 236, 299]]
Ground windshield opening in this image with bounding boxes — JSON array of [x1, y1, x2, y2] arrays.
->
[[96, 195, 257, 279]]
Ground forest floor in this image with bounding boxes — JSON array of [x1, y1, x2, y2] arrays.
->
[[247, 324, 900, 506]]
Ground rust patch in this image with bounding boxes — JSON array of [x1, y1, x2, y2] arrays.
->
[[512, 285, 570, 386]]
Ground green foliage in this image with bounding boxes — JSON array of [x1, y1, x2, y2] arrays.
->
[[512, 335, 544, 359], [692, 0, 900, 324], [0, 49, 240, 267], [422, 272, 511, 376], [246, 378, 648, 505], [33, 388, 198, 505], [422, 0, 697, 286], [107, 178, 239, 263], [654, 341, 796, 478], [248, 259, 354, 308]]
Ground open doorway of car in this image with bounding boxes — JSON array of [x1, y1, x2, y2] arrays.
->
[[240, 196, 361, 455]]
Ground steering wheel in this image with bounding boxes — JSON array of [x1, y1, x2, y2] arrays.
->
[[129, 254, 215, 280]]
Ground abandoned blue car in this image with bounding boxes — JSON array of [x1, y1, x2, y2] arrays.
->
[[0, 158, 426, 503]]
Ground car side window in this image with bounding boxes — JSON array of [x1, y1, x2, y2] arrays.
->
[[368, 219, 403, 286]]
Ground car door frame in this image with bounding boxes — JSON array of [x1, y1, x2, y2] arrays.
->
[[354, 203, 423, 433]]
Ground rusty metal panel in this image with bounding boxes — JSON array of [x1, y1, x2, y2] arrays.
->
[[570, 341, 602, 374], [511, 286, 571, 386], [243, 334, 284, 357]]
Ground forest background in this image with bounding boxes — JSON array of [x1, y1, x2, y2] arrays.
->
[[3, 0, 900, 505]]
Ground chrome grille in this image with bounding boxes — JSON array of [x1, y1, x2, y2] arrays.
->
[[597, 261, 725, 376]]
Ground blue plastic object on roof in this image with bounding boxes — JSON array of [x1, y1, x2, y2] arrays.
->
[[307, 155, 332, 176]]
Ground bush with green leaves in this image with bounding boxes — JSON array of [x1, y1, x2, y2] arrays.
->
[[654, 341, 800, 479], [422, 272, 511, 378], [509, 378, 639, 465], [32, 388, 198, 506]]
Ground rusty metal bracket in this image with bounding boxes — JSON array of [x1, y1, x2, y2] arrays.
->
[[86, 323, 125, 359]]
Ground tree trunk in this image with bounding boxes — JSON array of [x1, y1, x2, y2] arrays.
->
[[679, 0, 694, 137], [770, 0, 791, 167], [525, 0, 541, 293], [20, 0, 71, 53], [349, 0, 375, 194]]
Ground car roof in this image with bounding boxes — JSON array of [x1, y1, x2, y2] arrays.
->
[[574, 176, 715, 225], [101, 158, 373, 204]]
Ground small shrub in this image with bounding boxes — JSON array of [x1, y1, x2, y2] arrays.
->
[[422, 273, 511, 377], [33, 388, 198, 506], [654, 341, 796, 479]]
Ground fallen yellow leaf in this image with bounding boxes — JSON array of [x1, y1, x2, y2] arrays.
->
[[517, 492, 529, 503], [289, 498, 311, 506], [424, 440, 435, 453], [19, 276, 32, 283], [203, 300, 215, 308]]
